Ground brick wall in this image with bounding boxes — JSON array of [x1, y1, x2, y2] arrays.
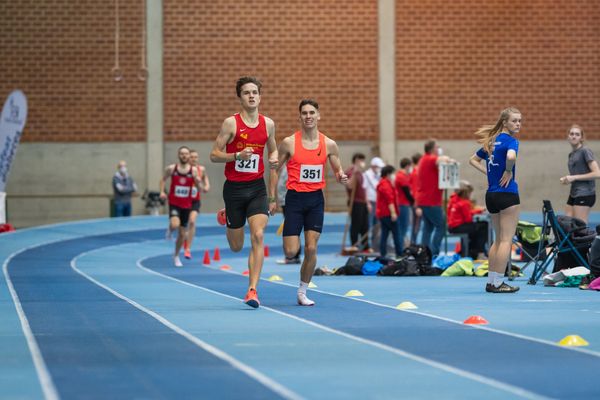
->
[[2, 1, 598, 143], [0, 0, 146, 142], [396, 0, 600, 140], [163, 0, 379, 142]]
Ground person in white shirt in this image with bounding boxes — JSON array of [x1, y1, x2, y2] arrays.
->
[[363, 157, 385, 249]]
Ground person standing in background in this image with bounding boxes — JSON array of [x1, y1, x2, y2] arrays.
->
[[409, 152, 422, 244], [364, 157, 385, 248], [415, 140, 454, 257], [394, 157, 414, 253], [345, 153, 371, 251], [560, 124, 600, 224], [112, 160, 138, 217]]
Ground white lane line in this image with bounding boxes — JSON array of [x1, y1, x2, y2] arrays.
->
[[71, 251, 302, 400], [218, 266, 600, 359], [136, 258, 550, 400], [3, 245, 61, 400]]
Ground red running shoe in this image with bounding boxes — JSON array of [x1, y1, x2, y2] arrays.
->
[[184, 248, 192, 259], [217, 208, 227, 226], [244, 288, 260, 308]]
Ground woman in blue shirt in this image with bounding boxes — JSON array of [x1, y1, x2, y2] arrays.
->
[[469, 107, 521, 293]]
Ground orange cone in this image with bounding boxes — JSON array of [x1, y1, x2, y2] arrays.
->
[[264, 245, 270, 257], [203, 250, 211, 265], [463, 315, 488, 325], [213, 247, 221, 261]]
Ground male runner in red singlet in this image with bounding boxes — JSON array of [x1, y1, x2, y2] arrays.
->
[[183, 149, 211, 259], [210, 76, 278, 308], [277, 99, 348, 306], [159, 146, 203, 267]]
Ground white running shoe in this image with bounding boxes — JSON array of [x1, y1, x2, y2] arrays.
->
[[174, 256, 183, 267], [297, 292, 315, 306]]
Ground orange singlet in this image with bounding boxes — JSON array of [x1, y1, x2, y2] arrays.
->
[[286, 131, 327, 192]]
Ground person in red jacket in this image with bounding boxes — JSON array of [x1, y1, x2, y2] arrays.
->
[[447, 181, 488, 259], [409, 152, 422, 244], [376, 165, 402, 257], [394, 157, 414, 253]]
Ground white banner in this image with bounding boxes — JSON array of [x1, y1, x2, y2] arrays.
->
[[0, 192, 5, 224], [438, 162, 460, 189], [0, 90, 28, 192]]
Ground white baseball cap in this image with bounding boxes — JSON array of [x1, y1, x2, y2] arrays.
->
[[370, 157, 385, 168]]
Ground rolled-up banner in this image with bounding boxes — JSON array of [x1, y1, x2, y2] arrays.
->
[[0, 90, 28, 192]]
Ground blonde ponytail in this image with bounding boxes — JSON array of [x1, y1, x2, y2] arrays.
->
[[475, 107, 521, 154]]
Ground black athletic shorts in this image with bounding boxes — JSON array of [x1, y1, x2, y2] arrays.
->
[[485, 192, 520, 214], [283, 190, 325, 236], [191, 200, 201, 212], [223, 178, 268, 229], [567, 194, 596, 207], [169, 204, 191, 227]]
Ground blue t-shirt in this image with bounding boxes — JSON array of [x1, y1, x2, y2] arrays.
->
[[475, 133, 519, 194]]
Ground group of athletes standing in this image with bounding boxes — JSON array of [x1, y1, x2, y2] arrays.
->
[[159, 76, 599, 305]]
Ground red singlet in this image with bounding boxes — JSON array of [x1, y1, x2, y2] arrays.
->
[[168, 165, 194, 209], [224, 113, 267, 182]]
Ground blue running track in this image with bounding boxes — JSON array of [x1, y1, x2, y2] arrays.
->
[[2, 214, 600, 399]]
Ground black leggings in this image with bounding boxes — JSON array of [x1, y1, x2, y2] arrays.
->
[[350, 202, 370, 249], [449, 221, 489, 259]]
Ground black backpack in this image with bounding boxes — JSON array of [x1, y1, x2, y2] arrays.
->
[[378, 256, 420, 276], [402, 245, 432, 266], [334, 256, 365, 275]]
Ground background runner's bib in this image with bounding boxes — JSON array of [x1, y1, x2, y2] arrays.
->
[[287, 131, 327, 192], [224, 113, 267, 182], [168, 165, 194, 209]]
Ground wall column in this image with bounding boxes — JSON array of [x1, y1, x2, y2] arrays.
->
[[146, 0, 164, 191], [378, 0, 396, 165]]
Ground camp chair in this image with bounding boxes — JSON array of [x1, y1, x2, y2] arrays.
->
[[507, 220, 548, 280], [528, 200, 591, 285]]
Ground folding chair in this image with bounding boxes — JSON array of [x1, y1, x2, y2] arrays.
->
[[528, 200, 590, 285], [507, 221, 548, 281]]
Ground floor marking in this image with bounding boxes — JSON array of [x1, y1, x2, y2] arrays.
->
[[3, 243, 62, 400], [136, 257, 549, 400], [71, 251, 302, 400]]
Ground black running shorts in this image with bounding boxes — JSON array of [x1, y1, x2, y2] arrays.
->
[[222, 178, 268, 229], [485, 192, 520, 214]]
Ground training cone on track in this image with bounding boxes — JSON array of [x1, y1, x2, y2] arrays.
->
[[344, 289, 364, 297], [308, 282, 318, 288], [242, 269, 250, 276], [396, 301, 418, 310], [219, 265, 231, 270], [268, 274, 283, 281], [203, 250, 211, 265], [213, 247, 221, 261], [264, 245, 270, 257], [558, 335, 589, 347], [463, 315, 488, 325]]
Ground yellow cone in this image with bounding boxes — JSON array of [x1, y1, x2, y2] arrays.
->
[[267, 275, 283, 282], [308, 282, 318, 288], [344, 289, 364, 297], [558, 335, 589, 347], [276, 221, 284, 236], [396, 301, 418, 310]]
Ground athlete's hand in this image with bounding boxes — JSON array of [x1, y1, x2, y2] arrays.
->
[[268, 155, 279, 170], [336, 171, 348, 185], [268, 200, 277, 216], [159, 191, 167, 200], [238, 147, 254, 160], [499, 170, 512, 188]]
